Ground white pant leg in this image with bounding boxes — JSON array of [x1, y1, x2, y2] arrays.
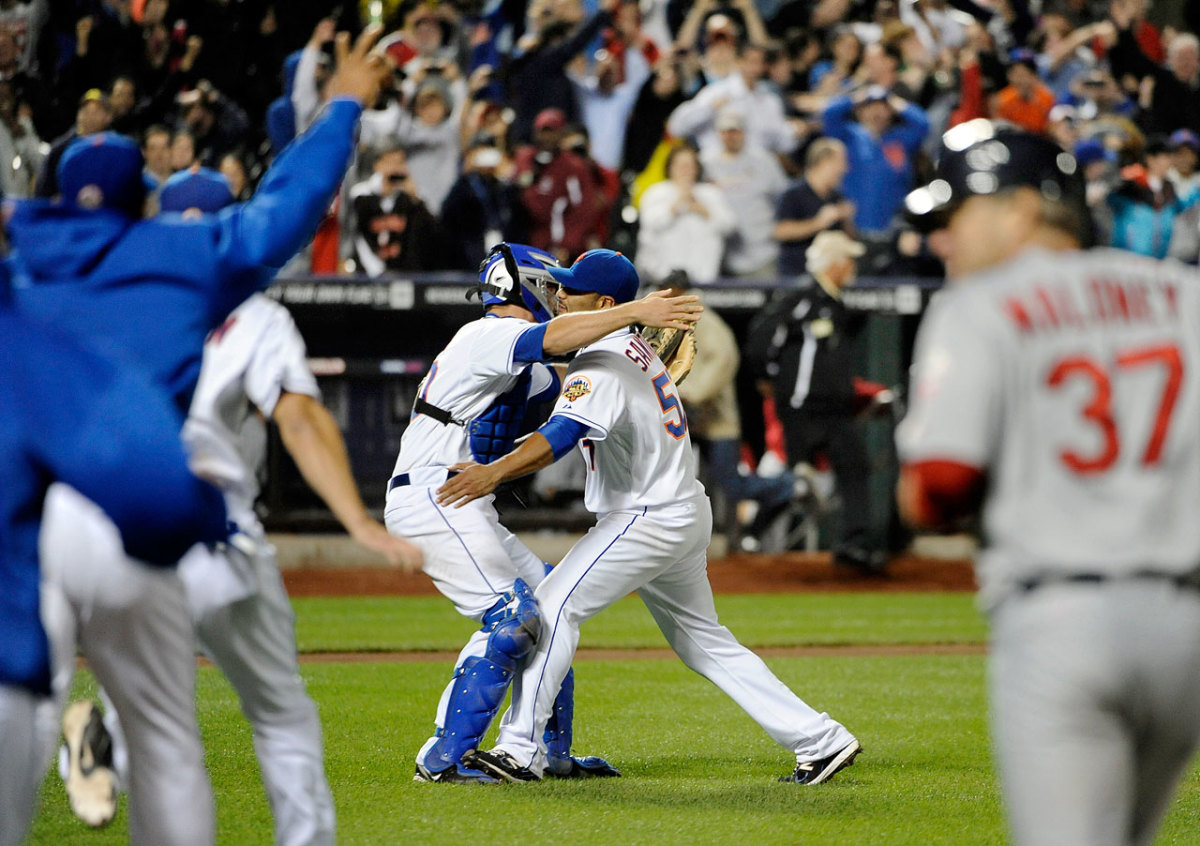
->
[[990, 583, 1200, 846], [638, 540, 856, 760], [35, 575, 76, 778], [99, 687, 129, 788], [496, 503, 710, 772], [386, 484, 537, 767], [0, 685, 43, 846], [385, 487, 527, 618], [498, 523, 552, 588], [41, 485, 214, 846], [193, 545, 334, 846]]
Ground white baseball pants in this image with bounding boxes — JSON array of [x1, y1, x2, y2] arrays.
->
[[0, 685, 42, 846], [495, 495, 856, 775], [39, 484, 214, 845], [184, 539, 336, 846], [384, 478, 548, 765], [989, 580, 1200, 846]]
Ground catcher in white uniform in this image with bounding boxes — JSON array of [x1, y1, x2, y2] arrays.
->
[[384, 243, 702, 784], [437, 249, 861, 784], [45, 171, 420, 845], [898, 120, 1200, 846]]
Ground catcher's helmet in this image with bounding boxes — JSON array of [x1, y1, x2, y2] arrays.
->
[[474, 243, 560, 323], [905, 119, 1087, 232]]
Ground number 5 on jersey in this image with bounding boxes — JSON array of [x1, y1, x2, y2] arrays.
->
[[652, 371, 687, 439]]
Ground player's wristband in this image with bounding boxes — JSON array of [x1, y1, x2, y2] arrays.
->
[[538, 415, 590, 460]]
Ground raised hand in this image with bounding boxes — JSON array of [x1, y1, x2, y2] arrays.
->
[[325, 24, 391, 106]]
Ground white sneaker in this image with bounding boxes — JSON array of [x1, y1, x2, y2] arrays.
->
[[62, 700, 118, 827]]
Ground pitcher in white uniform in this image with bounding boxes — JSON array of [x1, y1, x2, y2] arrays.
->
[[898, 120, 1200, 846], [437, 249, 861, 784], [384, 243, 702, 784]]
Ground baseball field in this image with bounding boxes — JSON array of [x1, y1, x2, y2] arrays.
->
[[27, 553, 1200, 845]]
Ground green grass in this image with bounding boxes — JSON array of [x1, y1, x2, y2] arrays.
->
[[25, 593, 1200, 844], [291, 592, 990, 652]]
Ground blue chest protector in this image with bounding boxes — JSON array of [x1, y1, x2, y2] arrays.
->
[[468, 369, 532, 464]]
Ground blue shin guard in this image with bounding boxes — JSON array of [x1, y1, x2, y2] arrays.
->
[[543, 669, 622, 778], [424, 580, 540, 773]]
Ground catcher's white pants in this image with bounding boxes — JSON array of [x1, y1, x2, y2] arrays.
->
[[39, 484, 214, 846], [0, 685, 42, 846], [495, 494, 856, 775], [989, 581, 1200, 846], [384, 480, 548, 765]]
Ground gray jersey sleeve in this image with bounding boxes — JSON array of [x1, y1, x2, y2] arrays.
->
[[896, 288, 1006, 469]]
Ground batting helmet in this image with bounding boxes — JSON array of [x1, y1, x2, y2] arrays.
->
[[904, 119, 1087, 233], [474, 243, 560, 323]]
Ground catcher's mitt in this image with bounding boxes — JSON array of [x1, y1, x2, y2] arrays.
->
[[640, 325, 697, 385]]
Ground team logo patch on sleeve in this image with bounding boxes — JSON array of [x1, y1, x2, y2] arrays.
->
[[562, 375, 592, 402]]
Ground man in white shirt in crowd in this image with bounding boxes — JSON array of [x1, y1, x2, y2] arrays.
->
[[700, 107, 790, 277], [667, 42, 802, 157]]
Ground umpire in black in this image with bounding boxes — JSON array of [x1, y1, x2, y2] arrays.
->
[[746, 230, 883, 570]]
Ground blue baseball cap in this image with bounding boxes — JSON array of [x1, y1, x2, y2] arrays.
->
[[548, 249, 640, 304], [58, 132, 146, 215], [1169, 129, 1200, 152], [1073, 138, 1115, 167], [159, 167, 235, 214], [1008, 47, 1038, 70]]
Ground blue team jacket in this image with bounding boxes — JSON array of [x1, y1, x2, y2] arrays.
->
[[0, 309, 227, 694], [822, 96, 929, 233], [8, 98, 362, 411]]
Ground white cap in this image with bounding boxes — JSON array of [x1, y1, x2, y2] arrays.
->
[[806, 230, 865, 274]]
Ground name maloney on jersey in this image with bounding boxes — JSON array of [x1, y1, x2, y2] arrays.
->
[[1002, 275, 1179, 335]]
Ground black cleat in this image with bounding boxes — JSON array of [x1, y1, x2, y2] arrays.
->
[[833, 545, 888, 573], [462, 748, 542, 783], [545, 755, 622, 779], [413, 761, 499, 785], [779, 739, 861, 785]]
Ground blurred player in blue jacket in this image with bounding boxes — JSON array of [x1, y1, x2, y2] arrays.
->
[[11, 27, 393, 845], [0, 279, 228, 845]]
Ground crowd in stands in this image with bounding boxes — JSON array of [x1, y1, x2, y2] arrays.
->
[[8, 0, 1200, 278]]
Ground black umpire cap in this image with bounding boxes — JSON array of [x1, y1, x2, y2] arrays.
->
[[904, 119, 1087, 233]]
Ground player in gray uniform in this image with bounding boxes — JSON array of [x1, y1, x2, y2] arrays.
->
[[384, 243, 702, 783], [897, 120, 1200, 846], [437, 250, 860, 785]]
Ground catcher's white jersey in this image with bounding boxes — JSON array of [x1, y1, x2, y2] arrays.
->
[[552, 328, 704, 514], [392, 315, 557, 474], [183, 294, 320, 520], [897, 247, 1200, 607]]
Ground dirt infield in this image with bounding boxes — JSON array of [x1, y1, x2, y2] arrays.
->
[[283, 552, 976, 597]]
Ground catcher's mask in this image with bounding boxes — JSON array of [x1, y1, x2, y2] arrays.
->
[[470, 243, 561, 323]]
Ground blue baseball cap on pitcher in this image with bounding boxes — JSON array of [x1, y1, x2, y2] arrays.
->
[[548, 249, 640, 304]]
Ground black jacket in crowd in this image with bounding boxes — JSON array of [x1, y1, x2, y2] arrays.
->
[[745, 278, 866, 416]]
